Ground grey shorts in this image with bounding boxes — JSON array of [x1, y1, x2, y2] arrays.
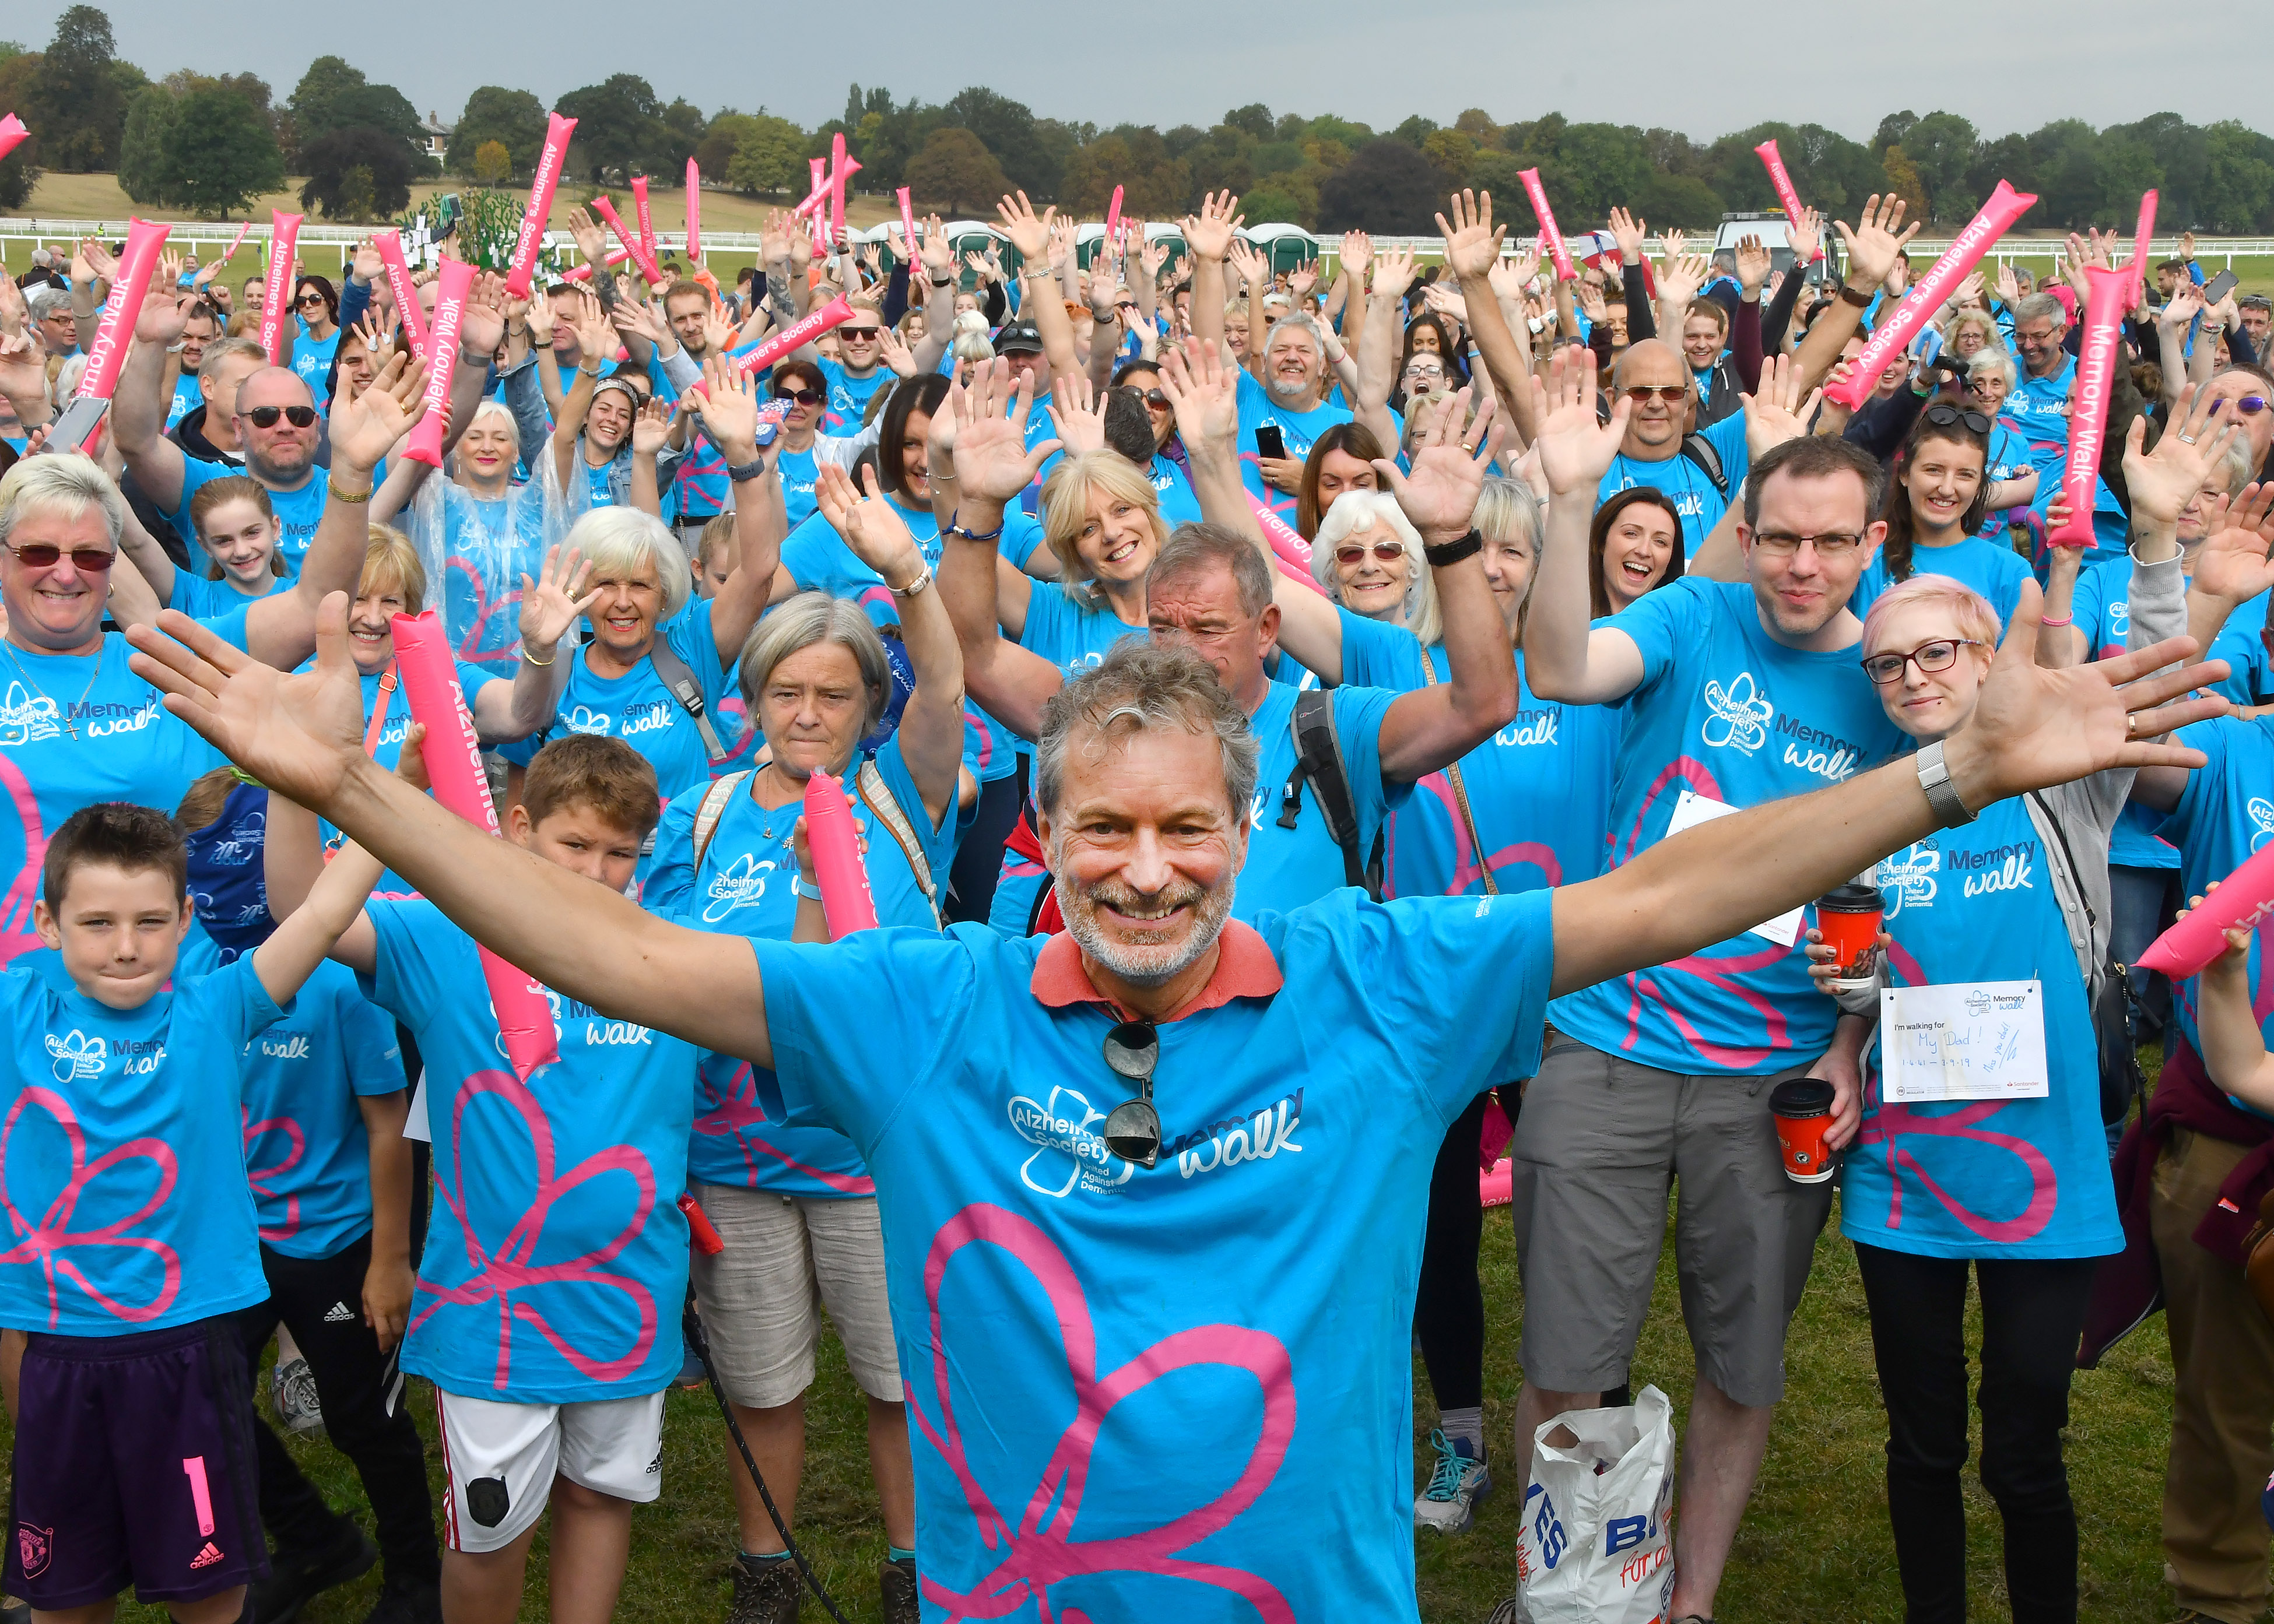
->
[[1507, 1039, 1834, 1409], [688, 1184, 904, 1409]]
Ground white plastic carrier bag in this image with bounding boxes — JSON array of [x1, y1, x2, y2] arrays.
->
[[1509, 1383, 1677, 1624]]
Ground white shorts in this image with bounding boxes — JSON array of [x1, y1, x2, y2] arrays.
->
[[435, 1386, 666, 1553], [688, 1183, 903, 1409]]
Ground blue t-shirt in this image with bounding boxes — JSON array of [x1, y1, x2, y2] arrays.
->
[[237, 957, 408, 1260], [1979, 420, 2035, 534], [2008, 353, 2127, 568], [1549, 577, 1907, 1073], [167, 567, 287, 622], [1851, 533, 2033, 633], [291, 322, 340, 409], [815, 357, 893, 434], [1148, 452, 1203, 526], [988, 843, 1050, 939], [0, 955, 286, 1334], [423, 486, 551, 688], [1847, 791, 2122, 1260], [780, 498, 1033, 783], [361, 899, 695, 1404], [1019, 583, 1149, 681], [1233, 369, 1402, 530], [2159, 716, 2274, 1064], [749, 890, 1553, 1621], [775, 445, 822, 531], [647, 740, 967, 1200], [164, 458, 328, 575], [647, 357, 729, 519], [500, 597, 735, 806], [166, 372, 203, 432], [1238, 680, 1408, 918], [1597, 410, 1749, 553], [0, 634, 225, 969], [1336, 611, 1616, 895]]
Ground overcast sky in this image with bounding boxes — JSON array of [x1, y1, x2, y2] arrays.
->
[[24, 0, 2265, 143]]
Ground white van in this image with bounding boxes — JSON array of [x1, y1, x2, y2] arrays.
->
[[1710, 212, 1843, 284]]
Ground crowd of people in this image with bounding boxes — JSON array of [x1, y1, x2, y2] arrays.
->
[[1, 171, 2272, 1624]]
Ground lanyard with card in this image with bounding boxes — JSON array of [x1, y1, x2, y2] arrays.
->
[[1878, 979, 2050, 1102], [1662, 788, 1804, 947]]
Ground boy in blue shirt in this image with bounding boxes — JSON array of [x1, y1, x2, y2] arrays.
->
[[264, 730, 697, 1624], [0, 799, 381, 1623]]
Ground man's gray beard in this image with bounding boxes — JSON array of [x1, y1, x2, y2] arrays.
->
[[1264, 373, 1315, 409], [1054, 870, 1237, 988]]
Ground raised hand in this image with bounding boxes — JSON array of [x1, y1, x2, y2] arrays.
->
[[1046, 212, 1078, 269], [2187, 483, 2274, 606], [1658, 228, 1687, 263], [1047, 373, 1107, 455], [1375, 388, 1500, 542], [1339, 230, 1373, 283], [1734, 235, 1773, 297], [1224, 238, 1269, 294], [75, 237, 118, 286], [762, 211, 792, 267], [1658, 251, 1714, 309], [877, 324, 920, 379], [1181, 190, 1244, 262], [1491, 242, 1542, 300], [817, 462, 928, 582], [1525, 347, 1631, 495], [1138, 230, 1169, 280], [459, 272, 507, 358], [920, 214, 955, 279], [609, 296, 668, 347], [2125, 385, 2239, 528], [565, 206, 609, 269], [1607, 207, 1648, 265], [630, 397, 670, 456], [1738, 351, 1824, 462], [328, 349, 430, 473], [1575, 281, 1609, 323], [1787, 206, 1824, 268], [996, 191, 1053, 261], [1833, 194, 1919, 293], [352, 238, 385, 287], [1289, 259, 1320, 301], [949, 360, 1060, 501], [1996, 261, 2021, 306], [1373, 245, 1419, 304], [683, 356, 763, 462], [1423, 283, 1469, 326], [1157, 340, 1243, 455], [518, 547, 599, 656], [1438, 189, 1507, 283], [134, 279, 189, 345], [570, 291, 615, 367]]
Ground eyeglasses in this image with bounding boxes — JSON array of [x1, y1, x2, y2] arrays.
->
[[294, 293, 327, 309], [242, 405, 317, 429], [1336, 541, 1406, 566], [2230, 395, 2271, 415], [773, 386, 822, 406], [1922, 405, 1993, 435], [840, 327, 882, 342], [1862, 638, 1983, 686], [1623, 384, 1691, 403], [1101, 1020, 1163, 1168], [1403, 362, 1444, 377], [5, 541, 115, 572], [1751, 529, 1864, 558]]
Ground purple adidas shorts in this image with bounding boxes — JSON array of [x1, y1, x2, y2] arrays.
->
[[5, 1318, 269, 1610]]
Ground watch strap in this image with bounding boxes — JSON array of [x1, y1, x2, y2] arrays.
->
[[1916, 740, 1975, 827], [1422, 528, 1484, 568]]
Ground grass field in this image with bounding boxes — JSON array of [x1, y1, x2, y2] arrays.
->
[[0, 1049, 2213, 1624]]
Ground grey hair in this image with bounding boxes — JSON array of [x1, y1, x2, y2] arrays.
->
[[951, 331, 995, 367], [1310, 491, 1441, 646], [735, 590, 894, 738], [1035, 639, 1260, 828], [467, 398, 520, 454], [2212, 437, 2256, 500], [564, 505, 691, 620], [1146, 521, 1274, 620], [0, 455, 127, 549], [1265, 311, 1328, 360], [24, 286, 70, 325], [1962, 343, 2016, 389], [2012, 293, 2067, 331], [198, 336, 268, 387]]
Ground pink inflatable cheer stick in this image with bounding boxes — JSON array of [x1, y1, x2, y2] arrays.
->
[[1518, 170, 1577, 283], [1824, 180, 2037, 409], [504, 111, 576, 298], [591, 196, 662, 288], [2130, 189, 2159, 310], [897, 187, 917, 262], [0, 113, 25, 163], [2138, 843, 2274, 977], [2046, 263, 2130, 550], [561, 245, 630, 284], [730, 294, 856, 380], [1753, 139, 1820, 263], [830, 132, 851, 247], [401, 258, 475, 469], [686, 158, 703, 262], [631, 176, 656, 265], [802, 775, 878, 938], [1106, 184, 1124, 242], [391, 612, 560, 1078], [219, 217, 253, 263], [259, 210, 303, 367], [74, 217, 169, 402], [373, 231, 427, 357], [1247, 492, 1326, 596]]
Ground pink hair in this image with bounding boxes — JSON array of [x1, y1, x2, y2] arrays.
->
[[1860, 572, 2001, 657]]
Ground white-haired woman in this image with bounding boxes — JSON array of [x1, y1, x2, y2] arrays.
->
[[1308, 489, 1440, 639], [645, 461, 964, 1624], [503, 370, 785, 807]]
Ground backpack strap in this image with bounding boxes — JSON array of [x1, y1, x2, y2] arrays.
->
[[854, 757, 946, 928], [690, 771, 750, 873], [1285, 688, 1382, 902], [645, 636, 734, 765], [1419, 658, 1497, 895], [1678, 432, 1731, 498]]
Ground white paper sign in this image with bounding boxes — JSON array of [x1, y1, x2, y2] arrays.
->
[[1879, 980, 2050, 1102], [1663, 789, 1803, 947]]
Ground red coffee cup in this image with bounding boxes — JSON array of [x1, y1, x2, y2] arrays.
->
[[1769, 1077, 1838, 1184], [1816, 883, 1884, 992]]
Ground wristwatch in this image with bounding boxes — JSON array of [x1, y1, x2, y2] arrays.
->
[[1422, 528, 1483, 568], [1915, 740, 1975, 827], [928, 274, 954, 287], [1837, 283, 1873, 309], [725, 456, 769, 483]]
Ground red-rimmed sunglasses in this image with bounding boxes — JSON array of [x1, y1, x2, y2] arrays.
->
[[6, 541, 115, 572]]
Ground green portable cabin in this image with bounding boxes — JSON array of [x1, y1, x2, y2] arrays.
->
[[1242, 223, 1321, 275]]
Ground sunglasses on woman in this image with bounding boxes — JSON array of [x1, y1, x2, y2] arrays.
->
[[5, 540, 115, 572], [1862, 638, 1984, 686], [1336, 540, 1406, 566], [294, 293, 327, 310], [243, 405, 318, 428], [773, 387, 822, 406], [1921, 404, 1992, 435]]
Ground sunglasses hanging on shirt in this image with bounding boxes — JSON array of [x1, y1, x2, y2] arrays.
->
[[1100, 1020, 1163, 1168]]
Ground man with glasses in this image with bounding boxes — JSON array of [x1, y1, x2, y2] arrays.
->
[[131, 462, 2214, 1620], [1521, 420, 1908, 1624], [1596, 338, 1750, 550]]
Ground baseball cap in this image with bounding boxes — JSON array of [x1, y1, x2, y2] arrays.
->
[[994, 318, 1044, 355]]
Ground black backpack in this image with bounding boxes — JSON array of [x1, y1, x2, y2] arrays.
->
[[1276, 688, 1384, 902]]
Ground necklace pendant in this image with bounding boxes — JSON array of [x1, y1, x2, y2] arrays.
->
[[61, 719, 78, 740]]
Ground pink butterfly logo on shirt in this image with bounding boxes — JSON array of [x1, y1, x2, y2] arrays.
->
[[442, 555, 525, 670], [1, 754, 51, 968], [912, 1203, 1297, 1622], [241, 1106, 306, 1243], [412, 1068, 659, 1389], [694, 1061, 875, 1196], [0, 1086, 181, 1327]]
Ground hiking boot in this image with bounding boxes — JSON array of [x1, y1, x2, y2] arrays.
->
[[725, 1552, 801, 1624], [879, 1556, 920, 1624], [1413, 1428, 1491, 1534], [272, 1352, 325, 1437], [360, 1573, 444, 1624], [251, 1521, 377, 1624]]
